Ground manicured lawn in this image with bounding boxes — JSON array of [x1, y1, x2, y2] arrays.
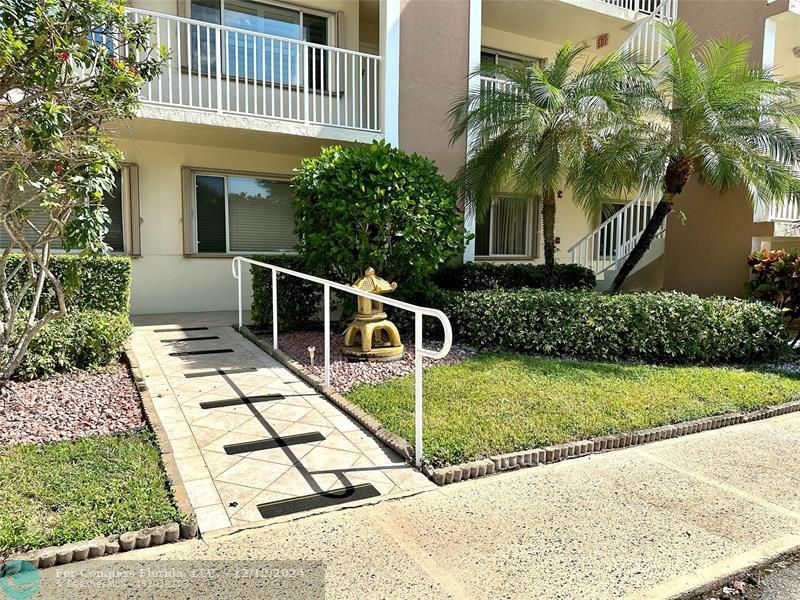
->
[[346, 353, 800, 467], [0, 431, 180, 554]]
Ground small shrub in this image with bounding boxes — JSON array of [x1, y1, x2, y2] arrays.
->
[[445, 289, 788, 364], [13, 310, 131, 380], [747, 249, 800, 338], [292, 141, 470, 294], [250, 255, 327, 332], [434, 262, 596, 291], [5, 254, 131, 313]]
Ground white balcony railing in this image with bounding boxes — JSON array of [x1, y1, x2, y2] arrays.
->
[[127, 8, 381, 133], [755, 200, 800, 223], [598, 0, 660, 13]]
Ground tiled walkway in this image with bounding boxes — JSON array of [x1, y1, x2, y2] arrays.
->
[[131, 312, 432, 534]]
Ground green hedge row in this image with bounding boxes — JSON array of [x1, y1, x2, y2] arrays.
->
[[445, 289, 788, 364], [250, 255, 328, 332], [14, 310, 132, 381], [6, 254, 131, 313], [434, 262, 596, 291]]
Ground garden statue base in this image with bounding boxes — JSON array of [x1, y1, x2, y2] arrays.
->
[[341, 268, 405, 362]]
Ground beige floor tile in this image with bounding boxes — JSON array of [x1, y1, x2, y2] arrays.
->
[[160, 419, 193, 440], [232, 416, 294, 437], [298, 409, 334, 429], [201, 451, 243, 478], [246, 442, 317, 466], [197, 430, 260, 454], [317, 431, 361, 454], [216, 457, 291, 489], [363, 446, 406, 467], [231, 490, 294, 523], [193, 503, 230, 533], [191, 426, 228, 449], [326, 414, 363, 433], [184, 478, 222, 508], [214, 481, 264, 517], [267, 467, 342, 497], [301, 446, 362, 472], [346, 475, 396, 496], [383, 467, 434, 491], [175, 454, 213, 482], [261, 402, 313, 423], [190, 411, 254, 432], [279, 422, 334, 440], [168, 436, 201, 458]]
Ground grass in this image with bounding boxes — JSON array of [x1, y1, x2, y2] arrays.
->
[[345, 353, 800, 467], [0, 431, 180, 554]]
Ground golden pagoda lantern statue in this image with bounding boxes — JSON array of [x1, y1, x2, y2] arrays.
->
[[342, 268, 404, 361]]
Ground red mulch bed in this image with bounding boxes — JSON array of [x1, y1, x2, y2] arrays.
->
[[273, 330, 474, 393], [0, 363, 145, 447]]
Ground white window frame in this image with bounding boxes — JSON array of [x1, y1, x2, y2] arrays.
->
[[481, 47, 544, 67], [190, 170, 296, 256], [186, 0, 337, 46], [476, 196, 537, 259], [0, 165, 135, 256]]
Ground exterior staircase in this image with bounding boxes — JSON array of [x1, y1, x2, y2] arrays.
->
[[567, 0, 677, 290]]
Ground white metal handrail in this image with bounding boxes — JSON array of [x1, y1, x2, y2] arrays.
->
[[126, 7, 381, 132], [620, 0, 677, 65], [568, 192, 665, 276], [598, 0, 659, 12], [232, 256, 453, 467]]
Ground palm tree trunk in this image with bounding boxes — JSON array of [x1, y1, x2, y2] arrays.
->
[[542, 189, 556, 269], [609, 194, 673, 293]]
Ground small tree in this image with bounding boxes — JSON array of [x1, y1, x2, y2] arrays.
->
[[0, 0, 163, 383], [292, 141, 470, 291], [609, 21, 800, 292], [448, 42, 652, 269]]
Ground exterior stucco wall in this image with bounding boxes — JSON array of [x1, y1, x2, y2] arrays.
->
[[662, 0, 778, 297], [397, 0, 469, 180], [114, 136, 312, 315]]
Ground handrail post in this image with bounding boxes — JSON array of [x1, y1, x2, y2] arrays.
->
[[271, 269, 278, 350], [215, 26, 223, 113], [236, 258, 242, 331], [414, 311, 423, 467], [323, 284, 331, 388], [303, 43, 310, 124]]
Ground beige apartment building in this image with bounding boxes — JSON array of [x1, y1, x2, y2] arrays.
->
[[100, 0, 799, 314]]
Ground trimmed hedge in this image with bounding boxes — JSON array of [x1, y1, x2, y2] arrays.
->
[[250, 255, 327, 332], [445, 289, 788, 364], [433, 262, 596, 291], [5, 254, 131, 313], [14, 310, 132, 380]]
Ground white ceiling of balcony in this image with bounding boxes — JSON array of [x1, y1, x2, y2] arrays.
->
[[770, 10, 800, 81], [483, 0, 638, 48]]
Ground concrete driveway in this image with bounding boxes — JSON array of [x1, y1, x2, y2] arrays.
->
[[38, 410, 800, 599]]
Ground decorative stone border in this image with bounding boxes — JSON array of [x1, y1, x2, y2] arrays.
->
[[9, 522, 197, 569], [427, 399, 800, 485], [239, 325, 414, 461], [237, 326, 800, 488], [123, 342, 197, 525]]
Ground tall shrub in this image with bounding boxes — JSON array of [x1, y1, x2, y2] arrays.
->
[[292, 141, 470, 294]]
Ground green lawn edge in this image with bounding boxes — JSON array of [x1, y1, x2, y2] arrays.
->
[[345, 352, 800, 467], [0, 430, 181, 554]]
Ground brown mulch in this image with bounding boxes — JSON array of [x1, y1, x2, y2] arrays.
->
[[0, 363, 146, 447], [274, 330, 474, 393]]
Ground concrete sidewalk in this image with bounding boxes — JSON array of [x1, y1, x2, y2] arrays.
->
[[40, 410, 800, 599]]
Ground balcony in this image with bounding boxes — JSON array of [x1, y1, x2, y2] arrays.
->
[[126, 8, 381, 138]]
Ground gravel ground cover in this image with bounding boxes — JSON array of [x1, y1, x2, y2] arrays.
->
[[273, 330, 474, 393], [0, 364, 145, 447]]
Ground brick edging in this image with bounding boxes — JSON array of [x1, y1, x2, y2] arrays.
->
[[123, 342, 197, 531], [238, 326, 414, 460], [428, 400, 800, 485], [8, 521, 196, 570], [236, 327, 800, 488]]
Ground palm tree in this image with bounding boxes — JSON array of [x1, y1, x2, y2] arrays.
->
[[449, 42, 652, 269], [609, 20, 800, 292]]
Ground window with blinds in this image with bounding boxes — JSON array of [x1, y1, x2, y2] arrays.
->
[[192, 171, 297, 254], [0, 169, 126, 253]]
